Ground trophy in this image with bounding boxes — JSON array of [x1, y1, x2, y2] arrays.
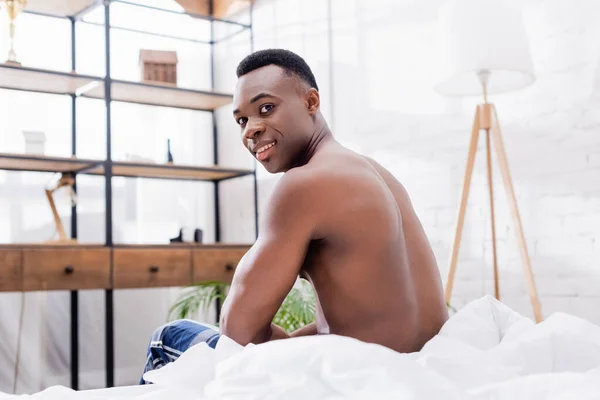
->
[[3, 0, 27, 66]]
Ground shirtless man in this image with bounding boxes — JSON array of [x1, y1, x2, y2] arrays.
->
[[220, 48, 448, 352], [141, 49, 447, 382]]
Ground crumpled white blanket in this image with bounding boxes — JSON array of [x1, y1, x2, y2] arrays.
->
[[4, 295, 600, 399]]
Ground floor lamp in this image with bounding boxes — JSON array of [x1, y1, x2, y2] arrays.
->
[[434, 0, 543, 323]]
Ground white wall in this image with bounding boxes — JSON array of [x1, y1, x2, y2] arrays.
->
[[218, 0, 600, 325]]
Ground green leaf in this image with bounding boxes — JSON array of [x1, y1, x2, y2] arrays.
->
[[273, 279, 316, 333], [168, 281, 229, 321]]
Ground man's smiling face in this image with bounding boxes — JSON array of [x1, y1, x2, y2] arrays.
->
[[233, 64, 314, 174]]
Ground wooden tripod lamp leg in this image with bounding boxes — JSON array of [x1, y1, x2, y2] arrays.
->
[[485, 129, 500, 301], [445, 107, 481, 304], [490, 105, 544, 323]]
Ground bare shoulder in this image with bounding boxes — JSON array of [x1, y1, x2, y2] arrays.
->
[[363, 156, 399, 183], [269, 166, 320, 201], [362, 155, 410, 196], [266, 162, 353, 217], [275, 161, 344, 196], [270, 152, 390, 211], [262, 166, 327, 221], [363, 155, 384, 170]]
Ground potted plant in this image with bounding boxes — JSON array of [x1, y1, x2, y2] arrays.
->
[[169, 278, 316, 334]]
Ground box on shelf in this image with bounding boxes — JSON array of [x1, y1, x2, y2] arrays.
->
[[139, 49, 178, 85], [22, 130, 46, 155]]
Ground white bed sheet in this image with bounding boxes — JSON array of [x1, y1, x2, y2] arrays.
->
[[4, 295, 600, 399]]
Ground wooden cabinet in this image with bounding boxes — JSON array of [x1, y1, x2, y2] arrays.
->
[[113, 248, 192, 289], [192, 247, 248, 284], [0, 250, 22, 292], [0, 245, 251, 291], [22, 248, 111, 291]]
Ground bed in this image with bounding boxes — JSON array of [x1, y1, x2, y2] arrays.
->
[[6, 295, 600, 399]]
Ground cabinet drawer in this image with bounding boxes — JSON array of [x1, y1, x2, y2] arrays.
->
[[113, 249, 191, 288], [0, 250, 22, 291], [23, 248, 111, 291], [192, 247, 249, 284]]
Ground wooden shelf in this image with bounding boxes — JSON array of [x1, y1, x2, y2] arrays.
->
[[0, 64, 102, 96], [0, 65, 232, 112], [25, 0, 101, 18], [0, 154, 251, 181], [82, 79, 233, 110], [88, 160, 253, 181], [0, 153, 103, 174]]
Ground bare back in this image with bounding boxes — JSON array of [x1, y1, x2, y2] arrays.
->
[[299, 144, 448, 353]]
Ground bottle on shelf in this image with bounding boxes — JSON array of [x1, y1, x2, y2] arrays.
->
[[170, 227, 203, 244], [167, 138, 174, 164]]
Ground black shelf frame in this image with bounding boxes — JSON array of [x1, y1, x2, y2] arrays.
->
[[5, 0, 257, 390]]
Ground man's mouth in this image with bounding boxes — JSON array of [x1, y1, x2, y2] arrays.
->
[[255, 141, 276, 161]]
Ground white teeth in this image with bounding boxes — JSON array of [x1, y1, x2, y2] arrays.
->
[[256, 142, 275, 154]]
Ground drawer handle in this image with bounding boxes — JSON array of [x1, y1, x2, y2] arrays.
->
[[225, 263, 234, 272], [64, 265, 75, 275], [149, 265, 160, 273]]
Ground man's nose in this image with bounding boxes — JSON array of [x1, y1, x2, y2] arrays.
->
[[244, 119, 265, 140]]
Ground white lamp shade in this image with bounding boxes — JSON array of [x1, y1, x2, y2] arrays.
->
[[434, 0, 535, 97]]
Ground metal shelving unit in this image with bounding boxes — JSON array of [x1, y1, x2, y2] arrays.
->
[[1, 0, 257, 390]]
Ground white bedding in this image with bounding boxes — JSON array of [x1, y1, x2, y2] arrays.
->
[[5, 295, 600, 399]]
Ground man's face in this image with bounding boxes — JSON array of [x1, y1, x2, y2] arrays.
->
[[233, 65, 314, 174]]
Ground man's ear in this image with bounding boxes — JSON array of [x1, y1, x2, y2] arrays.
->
[[306, 88, 320, 115]]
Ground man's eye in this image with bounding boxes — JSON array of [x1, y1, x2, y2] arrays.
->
[[260, 104, 274, 114], [237, 117, 247, 126]]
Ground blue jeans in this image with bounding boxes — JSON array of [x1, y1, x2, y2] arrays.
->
[[140, 319, 221, 384]]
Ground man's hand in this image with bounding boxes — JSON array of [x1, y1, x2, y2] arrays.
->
[[219, 170, 317, 346], [290, 322, 318, 338], [269, 324, 291, 340]]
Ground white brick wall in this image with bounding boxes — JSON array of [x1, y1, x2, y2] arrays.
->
[[218, 0, 600, 325]]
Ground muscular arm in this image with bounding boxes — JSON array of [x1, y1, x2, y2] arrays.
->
[[219, 171, 317, 346]]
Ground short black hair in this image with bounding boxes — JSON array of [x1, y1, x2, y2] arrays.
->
[[236, 48, 319, 91]]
